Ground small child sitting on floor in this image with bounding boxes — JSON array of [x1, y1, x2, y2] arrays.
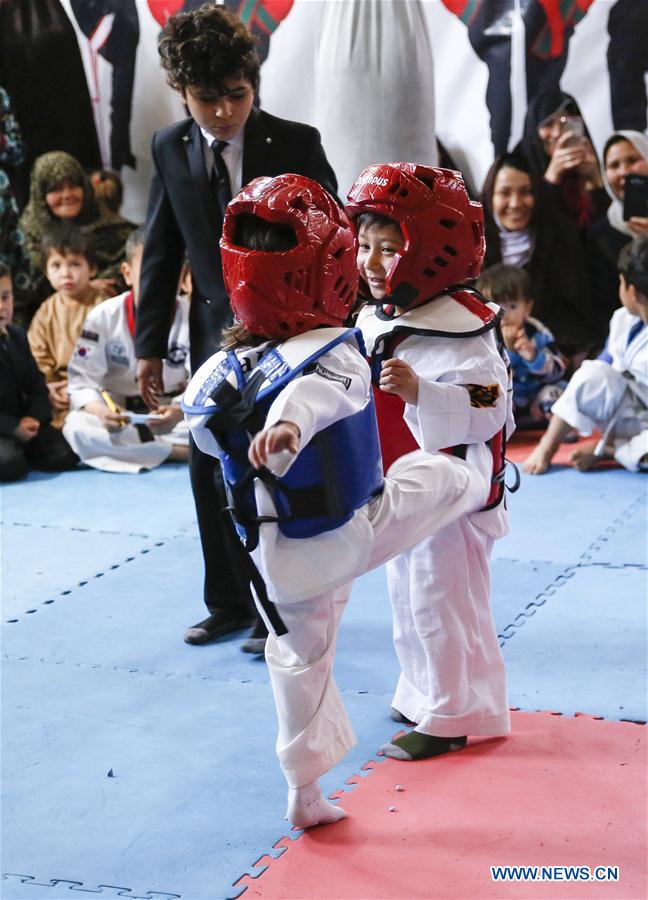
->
[[63, 227, 190, 473], [27, 224, 107, 427], [0, 262, 78, 481], [524, 236, 648, 474], [477, 263, 567, 428]]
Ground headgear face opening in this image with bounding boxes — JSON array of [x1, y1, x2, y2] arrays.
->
[[346, 162, 485, 309], [221, 174, 358, 339]]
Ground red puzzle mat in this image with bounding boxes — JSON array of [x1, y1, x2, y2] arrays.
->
[[236, 712, 646, 899], [506, 429, 620, 469]]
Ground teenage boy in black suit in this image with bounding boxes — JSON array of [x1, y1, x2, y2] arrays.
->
[[135, 3, 337, 651]]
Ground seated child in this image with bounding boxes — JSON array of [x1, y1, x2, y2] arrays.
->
[[63, 227, 190, 473], [477, 263, 567, 427], [346, 163, 514, 760], [27, 224, 107, 427], [182, 174, 492, 828], [524, 236, 648, 474], [0, 263, 78, 481]]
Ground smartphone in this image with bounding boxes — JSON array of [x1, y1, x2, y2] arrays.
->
[[623, 174, 648, 220], [559, 115, 585, 147]]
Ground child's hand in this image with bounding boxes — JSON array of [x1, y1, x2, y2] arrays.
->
[[248, 421, 301, 470], [14, 416, 40, 442], [83, 400, 128, 431], [147, 405, 183, 434], [501, 323, 520, 351], [512, 330, 537, 362], [47, 380, 70, 412], [379, 358, 419, 405]]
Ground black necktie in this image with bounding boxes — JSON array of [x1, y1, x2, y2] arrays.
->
[[212, 141, 232, 217]]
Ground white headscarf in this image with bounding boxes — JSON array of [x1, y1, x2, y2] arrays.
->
[[604, 130, 648, 237]]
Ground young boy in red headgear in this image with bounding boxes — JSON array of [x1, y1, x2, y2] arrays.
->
[[183, 173, 491, 828], [347, 163, 515, 761]]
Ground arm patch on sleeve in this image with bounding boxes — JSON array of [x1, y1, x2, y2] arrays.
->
[[465, 383, 500, 408], [81, 329, 99, 342], [306, 363, 351, 391]]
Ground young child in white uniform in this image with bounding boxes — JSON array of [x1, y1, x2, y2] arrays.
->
[[64, 228, 190, 473], [346, 163, 514, 761], [182, 174, 493, 828], [524, 236, 648, 474]]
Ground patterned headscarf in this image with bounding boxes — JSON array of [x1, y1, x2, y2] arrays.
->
[[20, 151, 100, 242], [19, 151, 135, 287]]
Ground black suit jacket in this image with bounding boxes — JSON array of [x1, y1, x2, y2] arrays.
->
[[0, 325, 52, 436], [136, 106, 337, 370]]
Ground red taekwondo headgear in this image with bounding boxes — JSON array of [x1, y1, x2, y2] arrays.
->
[[346, 162, 485, 309], [220, 173, 358, 339]]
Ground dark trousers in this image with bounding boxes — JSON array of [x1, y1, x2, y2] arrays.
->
[[0, 425, 78, 482], [189, 438, 256, 618]]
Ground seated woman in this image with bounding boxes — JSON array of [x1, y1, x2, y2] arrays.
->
[[587, 131, 648, 350], [481, 150, 595, 367], [517, 88, 607, 235], [17, 151, 135, 325]]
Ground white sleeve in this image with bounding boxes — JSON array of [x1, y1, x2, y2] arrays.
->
[[67, 308, 109, 409], [263, 342, 372, 476], [403, 332, 509, 450]]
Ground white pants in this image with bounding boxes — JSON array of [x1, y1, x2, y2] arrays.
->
[[256, 450, 489, 788], [63, 410, 189, 474], [388, 514, 510, 739], [552, 361, 648, 472]]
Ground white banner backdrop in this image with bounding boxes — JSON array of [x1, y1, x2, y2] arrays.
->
[[58, 0, 635, 222]]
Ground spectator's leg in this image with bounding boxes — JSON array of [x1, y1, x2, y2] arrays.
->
[[0, 435, 28, 482], [24, 424, 79, 472]]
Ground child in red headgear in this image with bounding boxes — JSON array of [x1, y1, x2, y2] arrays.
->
[[347, 163, 515, 761], [183, 173, 491, 827]]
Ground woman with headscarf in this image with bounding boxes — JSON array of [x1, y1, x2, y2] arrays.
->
[[18, 151, 135, 325], [586, 130, 648, 347], [481, 150, 594, 365], [517, 87, 607, 234]]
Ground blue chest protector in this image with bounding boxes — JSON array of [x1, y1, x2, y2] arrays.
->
[[185, 329, 383, 551]]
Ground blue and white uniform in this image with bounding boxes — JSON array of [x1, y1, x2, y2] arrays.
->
[[358, 292, 514, 740], [184, 326, 490, 787], [552, 307, 648, 471], [64, 291, 190, 473]]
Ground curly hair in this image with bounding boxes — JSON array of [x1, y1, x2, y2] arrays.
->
[[158, 3, 260, 92]]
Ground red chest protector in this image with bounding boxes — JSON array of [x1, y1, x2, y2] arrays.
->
[[363, 289, 510, 511]]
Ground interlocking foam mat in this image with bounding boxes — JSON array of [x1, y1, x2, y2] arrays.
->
[[234, 712, 646, 900], [1, 459, 646, 899]]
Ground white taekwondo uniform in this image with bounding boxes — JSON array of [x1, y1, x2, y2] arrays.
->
[[183, 327, 490, 787], [552, 307, 648, 471], [358, 291, 514, 740], [64, 291, 190, 473]]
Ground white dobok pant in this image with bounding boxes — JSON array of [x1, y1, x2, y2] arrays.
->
[[252, 450, 489, 788], [387, 515, 510, 739], [552, 361, 648, 472], [63, 410, 189, 474]]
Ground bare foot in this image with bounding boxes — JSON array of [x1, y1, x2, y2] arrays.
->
[[570, 440, 599, 472], [286, 781, 347, 829], [523, 443, 553, 474]]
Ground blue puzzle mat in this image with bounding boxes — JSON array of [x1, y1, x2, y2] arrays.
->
[[0, 465, 196, 538], [1, 652, 392, 900], [494, 469, 646, 565], [500, 564, 647, 722], [1, 462, 646, 899]]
